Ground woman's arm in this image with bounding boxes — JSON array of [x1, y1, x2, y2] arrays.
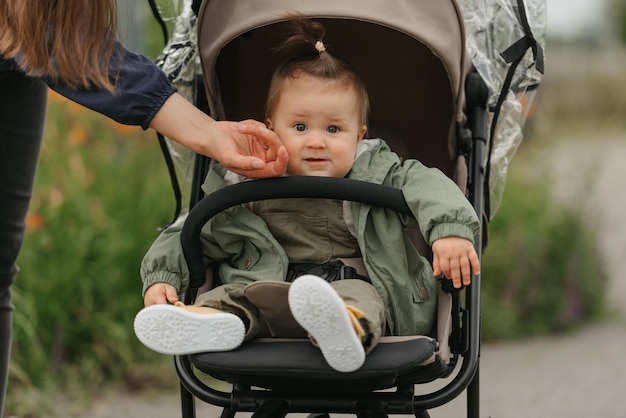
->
[[149, 93, 288, 178], [46, 42, 287, 177], [46, 43, 175, 129]]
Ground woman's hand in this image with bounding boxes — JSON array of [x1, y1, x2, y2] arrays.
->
[[210, 119, 289, 178], [149, 93, 288, 178]]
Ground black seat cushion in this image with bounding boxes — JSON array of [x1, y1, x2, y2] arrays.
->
[[189, 337, 449, 393]]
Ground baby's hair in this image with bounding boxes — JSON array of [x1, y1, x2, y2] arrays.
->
[[265, 13, 369, 126]]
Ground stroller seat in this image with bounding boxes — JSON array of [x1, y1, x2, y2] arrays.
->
[[185, 274, 454, 392], [175, 176, 475, 418], [190, 336, 442, 391], [185, 269, 452, 393]]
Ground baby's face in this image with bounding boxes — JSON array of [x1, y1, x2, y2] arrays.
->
[[267, 75, 366, 178]]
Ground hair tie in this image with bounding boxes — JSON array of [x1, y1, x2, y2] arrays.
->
[[315, 40, 326, 54]]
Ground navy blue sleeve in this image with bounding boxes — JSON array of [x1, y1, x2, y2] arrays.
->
[[47, 42, 177, 130], [0, 56, 18, 73]]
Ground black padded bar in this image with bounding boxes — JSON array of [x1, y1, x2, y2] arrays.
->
[[180, 176, 412, 289]]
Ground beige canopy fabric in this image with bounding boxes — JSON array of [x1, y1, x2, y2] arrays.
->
[[197, 0, 468, 174]]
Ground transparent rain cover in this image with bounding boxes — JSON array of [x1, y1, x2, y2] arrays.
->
[[463, 0, 547, 217], [152, 0, 201, 215]]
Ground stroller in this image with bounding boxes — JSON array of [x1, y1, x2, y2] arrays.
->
[[146, 0, 546, 417]]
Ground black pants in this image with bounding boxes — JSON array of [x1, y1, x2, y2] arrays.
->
[[0, 69, 47, 413]]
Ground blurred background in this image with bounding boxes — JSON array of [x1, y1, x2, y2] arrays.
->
[[5, 0, 626, 417]]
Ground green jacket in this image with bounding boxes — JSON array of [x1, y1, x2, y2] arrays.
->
[[141, 139, 480, 335]]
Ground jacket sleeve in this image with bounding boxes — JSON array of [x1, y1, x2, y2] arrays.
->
[[46, 41, 176, 130], [355, 142, 479, 244], [395, 159, 480, 244], [141, 165, 228, 297], [140, 217, 190, 296], [141, 164, 290, 295], [139, 210, 236, 296]]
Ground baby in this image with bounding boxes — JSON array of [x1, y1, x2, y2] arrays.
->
[[134, 15, 480, 373]]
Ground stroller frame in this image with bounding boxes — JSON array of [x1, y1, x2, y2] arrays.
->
[[173, 73, 488, 418], [146, 1, 502, 416]]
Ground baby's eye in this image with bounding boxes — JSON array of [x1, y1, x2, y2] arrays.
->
[[294, 123, 306, 132], [327, 125, 340, 134]]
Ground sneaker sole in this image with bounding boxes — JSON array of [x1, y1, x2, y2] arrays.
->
[[134, 304, 245, 355], [288, 275, 365, 372]]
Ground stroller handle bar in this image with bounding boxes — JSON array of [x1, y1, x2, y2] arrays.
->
[[180, 176, 413, 288]]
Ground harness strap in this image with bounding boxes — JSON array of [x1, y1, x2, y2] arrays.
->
[[286, 261, 370, 283]]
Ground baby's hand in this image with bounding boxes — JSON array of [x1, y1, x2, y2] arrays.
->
[[143, 283, 179, 307], [432, 237, 480, 289]]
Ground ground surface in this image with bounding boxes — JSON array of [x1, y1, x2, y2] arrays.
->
[[63, 321, 626, 418]]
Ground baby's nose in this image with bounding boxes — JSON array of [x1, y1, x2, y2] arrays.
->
[[306, 133, 326, 148]]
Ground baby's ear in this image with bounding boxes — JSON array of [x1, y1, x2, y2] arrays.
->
[[266, 118, 274, 130], [357, 124, 367, 141]]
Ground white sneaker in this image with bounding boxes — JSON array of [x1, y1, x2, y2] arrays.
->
[[288, 275, 365, 372], [134, 304, 245, 355]]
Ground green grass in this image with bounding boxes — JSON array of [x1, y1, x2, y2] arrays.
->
[[480, 164, 606, 340]]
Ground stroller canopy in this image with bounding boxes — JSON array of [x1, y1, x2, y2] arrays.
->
[[196, 0, 467, 176], [151, 0, 546, 217]]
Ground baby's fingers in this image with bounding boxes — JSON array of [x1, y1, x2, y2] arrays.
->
[[432, 254, 441, 277], [469, 248, 481, 275], [459, 256, 472, 286], [437, 257, 463, 289], [459, 247, 480, 286], [448, 258, 463, 289], [165, 286, 180, 304]]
